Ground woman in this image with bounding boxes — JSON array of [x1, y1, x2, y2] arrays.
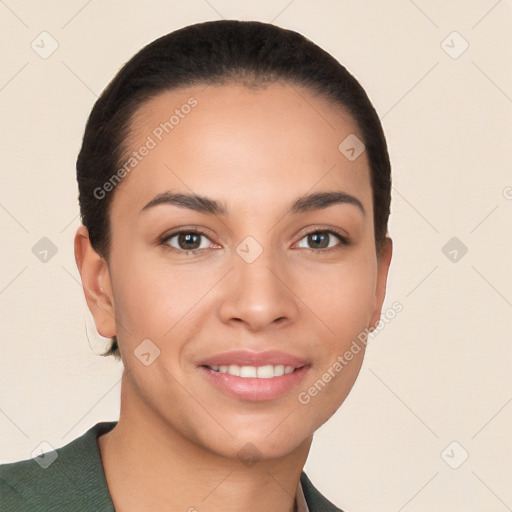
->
[[0, 19, 392, 511]]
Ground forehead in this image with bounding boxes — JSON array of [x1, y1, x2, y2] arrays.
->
[[112, 82, 372, 219]]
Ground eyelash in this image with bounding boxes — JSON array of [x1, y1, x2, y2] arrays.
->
[[159, 227, 350, 256]]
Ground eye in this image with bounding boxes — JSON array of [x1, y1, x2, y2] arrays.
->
[[160, 229, 214, 255], [295, 228, 349, 251], [158, 227, 349, 256]]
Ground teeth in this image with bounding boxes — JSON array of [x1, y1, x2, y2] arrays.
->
[[209, 364, 297, 378], [240, 365, 257, 378]]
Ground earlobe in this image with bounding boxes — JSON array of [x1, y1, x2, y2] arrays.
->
[[369, 237, 393, 331], [74, 225, 117, 338]]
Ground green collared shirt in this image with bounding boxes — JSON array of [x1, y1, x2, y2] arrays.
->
[[0, 421, 343, 511]]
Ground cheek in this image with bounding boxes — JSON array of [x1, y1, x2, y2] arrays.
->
[[109, 257, 177, 339], [296, 256, 377, 341], [111, 240, 377, 352], [110, 255, 220, 352], [294, 265, 375, 421]]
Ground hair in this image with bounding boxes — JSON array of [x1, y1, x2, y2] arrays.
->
[[76, 19, 392, 360]]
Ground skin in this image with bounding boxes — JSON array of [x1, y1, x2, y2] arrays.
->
[[74, 82, 392, 512]]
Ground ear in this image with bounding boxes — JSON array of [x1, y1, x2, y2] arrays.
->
[[368, 237, 393, 331], [74, 225, 116, 338]]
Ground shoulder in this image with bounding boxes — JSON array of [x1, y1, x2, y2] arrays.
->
[[300, 471, 346, 512], [0, 421, 117, 512]]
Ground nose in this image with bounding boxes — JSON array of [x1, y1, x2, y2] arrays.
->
[[217, 244, 299, 332]]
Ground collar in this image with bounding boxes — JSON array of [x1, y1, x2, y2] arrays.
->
[[296, 479, 310, 512]]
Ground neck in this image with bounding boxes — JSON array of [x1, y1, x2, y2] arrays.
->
[[97, 369, 312, 512]]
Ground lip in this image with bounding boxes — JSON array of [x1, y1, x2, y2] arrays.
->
[[197, 350, 310, 402], [198, 365, 310, 402], [198, 350, 309, 368]]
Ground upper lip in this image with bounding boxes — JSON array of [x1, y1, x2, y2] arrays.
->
[[199, 350, 309, 368]]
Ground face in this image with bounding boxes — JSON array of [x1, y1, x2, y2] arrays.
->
[[85, 82, 392, 460]]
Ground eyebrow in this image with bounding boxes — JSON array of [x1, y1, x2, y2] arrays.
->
[[140, 190, 365, 217]]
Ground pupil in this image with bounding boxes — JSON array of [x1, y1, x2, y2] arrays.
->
[[179, 233, 200, 250]]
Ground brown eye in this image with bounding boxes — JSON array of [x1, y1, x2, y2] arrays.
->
[[296, 229, 348, 251], [160, 229, 212, 254]]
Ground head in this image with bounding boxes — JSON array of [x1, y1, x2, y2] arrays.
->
[[75, 20, 392, 459]]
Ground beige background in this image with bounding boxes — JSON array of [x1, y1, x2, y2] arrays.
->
[[1, 1, 511, 510]]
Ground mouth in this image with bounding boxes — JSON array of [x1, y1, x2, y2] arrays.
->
[[198, 362, 310, 402]]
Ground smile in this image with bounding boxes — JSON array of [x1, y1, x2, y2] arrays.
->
[[206, 364, 298, 379], [199, 364, 310, 402]]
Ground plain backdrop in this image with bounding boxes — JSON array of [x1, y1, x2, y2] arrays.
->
[[1, 1, 511, 511]]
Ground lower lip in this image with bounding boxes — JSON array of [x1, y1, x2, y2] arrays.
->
[[198, 365, 310, 402]]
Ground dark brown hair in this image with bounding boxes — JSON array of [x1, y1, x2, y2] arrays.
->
[[76, 19, 392, 360]]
